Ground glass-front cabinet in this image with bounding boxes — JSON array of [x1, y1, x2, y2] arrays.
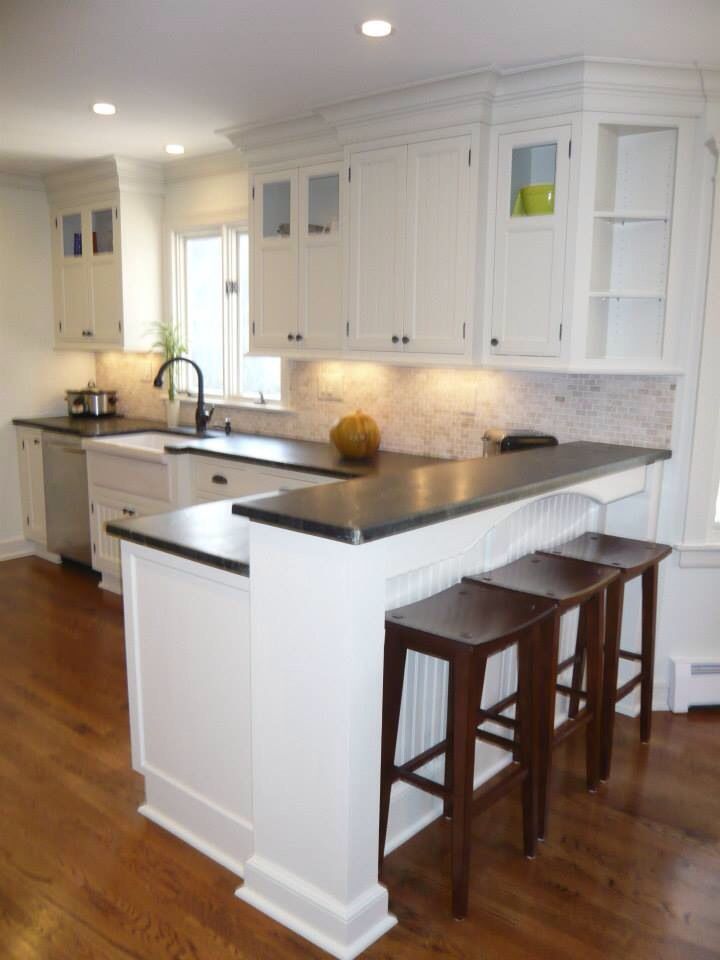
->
[[490, 124, 572, 358], [251, 162, 343, 352], [53, 198, 122, 345]]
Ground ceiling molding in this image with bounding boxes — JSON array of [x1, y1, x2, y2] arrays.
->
[[221, 115, 341, 165], [0, 171, 45, 192], [163, 148, 247, 182]]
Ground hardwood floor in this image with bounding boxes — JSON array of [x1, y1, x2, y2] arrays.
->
[[1, 557, 718, 960]]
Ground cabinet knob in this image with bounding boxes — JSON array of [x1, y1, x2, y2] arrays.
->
[[391, 335, 400, 344], [295, 333, 303, 342], [287, 333, 295, 341], [122, 508, 136, 517], [491, 337, 499, 347], [401, 336, 410, 344], [211, 474, 228, 485]]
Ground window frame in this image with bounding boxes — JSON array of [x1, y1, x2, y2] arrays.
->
[[170, 219, 286, 406]]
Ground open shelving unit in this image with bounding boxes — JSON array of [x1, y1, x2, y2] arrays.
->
[[586, 124, 677, 361]]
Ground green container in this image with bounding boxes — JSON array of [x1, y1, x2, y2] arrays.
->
[[512, 183, 555, 216]]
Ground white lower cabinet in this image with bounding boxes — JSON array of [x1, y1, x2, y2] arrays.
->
[[90, 490, 173, 587], [190, 455, 334, 502], [15, 428, 48, 547]]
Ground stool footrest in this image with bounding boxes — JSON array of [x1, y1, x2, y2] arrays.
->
[[557, 653, 583, 673], [397, 739, 448, 776], [556, 683, 587, 700], [477, 708, 517, 730], [396, 768, 447, 799], [554, 709, 591, 745], [475, 728, 516, 751], [616, 673, 642, 703], [619, 650, 643, 663]]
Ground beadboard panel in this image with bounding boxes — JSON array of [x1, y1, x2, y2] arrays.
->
[[383, 491, 601, 853]]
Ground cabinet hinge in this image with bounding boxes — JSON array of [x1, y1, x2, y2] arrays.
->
[[559, 323, 563, 341], [346, 321, 349, 337], [58, 322, 62, 332], [21, 440, 25, 450], [118, 321, 122, 332], [252, 186, 255, 200], [225, 280, 238, 295], [468, 148, 472, 166], [462, 322, 466, 340], [252, 321, 255, 335], [91, 503, 94, 514], [348, 167, 351, 183], [26, 515, 30, 526], [54, 217, 58, 229], [568, 140, 572, 159], [115, 207, 118, 219], [93, 543, 96, 554]]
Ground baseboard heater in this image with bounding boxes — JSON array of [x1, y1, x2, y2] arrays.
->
[[669, 657, 720, 712]]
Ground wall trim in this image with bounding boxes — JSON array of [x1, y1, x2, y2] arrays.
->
[[675, 542, 720, 567], [0, 538, 35, 561]]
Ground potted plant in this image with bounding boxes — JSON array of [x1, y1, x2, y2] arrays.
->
[[152, 322, 187, 427]]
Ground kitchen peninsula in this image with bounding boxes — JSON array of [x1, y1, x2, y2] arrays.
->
[[109, 439, 670, 960]]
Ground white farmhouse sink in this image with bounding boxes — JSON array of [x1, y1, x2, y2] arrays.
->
[[83, 431, 213, 462]]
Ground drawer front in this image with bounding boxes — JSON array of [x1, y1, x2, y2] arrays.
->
[[88, 451, 172, 502], [191, 456, 337, 501]]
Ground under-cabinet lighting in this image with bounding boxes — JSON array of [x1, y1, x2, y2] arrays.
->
[[92, 102, 116, 116], [360, 19, 393, 37]]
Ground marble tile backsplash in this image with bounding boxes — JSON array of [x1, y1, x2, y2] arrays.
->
[[95, 353, 677, 459]]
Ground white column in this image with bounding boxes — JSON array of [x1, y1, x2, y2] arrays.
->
[[237, 522, 396, 959]]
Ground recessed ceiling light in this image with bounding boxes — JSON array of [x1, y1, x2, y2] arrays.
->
[[165, 144, 185, 155], [360, 19, 393, 38], [92, 102, 116, 116]]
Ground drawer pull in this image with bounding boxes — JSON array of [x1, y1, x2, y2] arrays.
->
[[122, 508, 136, 517], [211, 474, 228, 485]]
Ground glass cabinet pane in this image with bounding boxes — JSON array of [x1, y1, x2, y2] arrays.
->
[[262, 180, 291, 238], [92, 208, 114, 254], [62, 213, 83, 257], [510, 143, 557, 216], [307, 174, 339, 235]]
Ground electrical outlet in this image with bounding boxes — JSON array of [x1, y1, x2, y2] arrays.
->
[[318, 366, 344, 402]]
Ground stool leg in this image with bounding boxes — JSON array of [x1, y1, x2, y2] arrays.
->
[[601, 578, 624, 781], [450, 648, 482, 920], [568, 606, 587, 719], [583, 593, 604, 793], [517, 627, 538, 858], [537, 611, 560, 841], [640, 563, 658, 744], [443, 660, 454, 820], [378, 634, 407, 877]]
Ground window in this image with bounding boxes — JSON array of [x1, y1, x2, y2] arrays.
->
[[174, 223, 282, 402]]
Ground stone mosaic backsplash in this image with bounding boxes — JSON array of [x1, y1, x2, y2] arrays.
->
[[95, 352, 676, 459]]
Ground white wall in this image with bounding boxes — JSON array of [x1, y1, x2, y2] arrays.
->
[[164, 168, 248, 227], [0, 177, 95, 551]]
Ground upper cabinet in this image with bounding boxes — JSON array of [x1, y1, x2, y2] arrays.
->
[[489, 124, 571, 358], [251, 161, 343, 352], [48, 158, 164, 352], [233, 60, 712, 374]]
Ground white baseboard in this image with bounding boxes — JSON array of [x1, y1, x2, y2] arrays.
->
[[141, 768, 251, 878], [99, 572, 122, 594], [33, 545, 62, 564], [0, 537, 35, 561]]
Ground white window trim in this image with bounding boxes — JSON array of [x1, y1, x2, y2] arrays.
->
[[169, 219, 289, 410]]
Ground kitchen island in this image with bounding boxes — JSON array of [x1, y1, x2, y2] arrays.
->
[[110, 441, 670, 960]]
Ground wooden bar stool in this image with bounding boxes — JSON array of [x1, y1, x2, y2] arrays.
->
[[464, 554, 620, 840], [541, 533, 672, 780], [379, 581, 557, 919]]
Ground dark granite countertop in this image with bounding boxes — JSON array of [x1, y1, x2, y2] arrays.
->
[[108, 500, 250, 576], [232, 442, 671, 545], [13, 416, 438, 478]]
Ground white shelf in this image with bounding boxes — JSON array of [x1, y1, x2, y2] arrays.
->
[[593, 210, 669, 223], [589, 290, 665, 300]]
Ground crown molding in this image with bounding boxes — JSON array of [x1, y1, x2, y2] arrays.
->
[[45, 155, 165, 203], [221, 114, 341, 165], [0, 171, 45, 192]]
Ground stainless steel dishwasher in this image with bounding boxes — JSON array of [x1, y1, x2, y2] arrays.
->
[[42, 433, 92, 565]]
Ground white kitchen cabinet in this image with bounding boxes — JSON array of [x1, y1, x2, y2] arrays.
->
[[48, 158, 164, 352], [251, 162, 343, 352], [347, 135, 476, 358], [15, 428, 47, 545], [90, 489, 173, 586], [489, 124, 572, 358], [190, 455, 338, 502]]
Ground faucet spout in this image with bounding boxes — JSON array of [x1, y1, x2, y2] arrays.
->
[[153, 357, 211, 434]]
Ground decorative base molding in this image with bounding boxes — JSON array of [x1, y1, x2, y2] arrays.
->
[[99, 572, 122, 594], [0, 537, 35, 561], [141, 768, 251, 878], [236, 856, 396, 960], [33, 545, 62, 564]]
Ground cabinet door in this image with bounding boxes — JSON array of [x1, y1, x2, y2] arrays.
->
[[16, 429, 46, 543], [90, 492, 170, 576], [298, 163, 343, 350], [54, 209, 91, 341], [347, 145, 407, 353], [404, 135, 473, 356], [490, 125, 571, 357], [251, 170, 299, 350], [87, 202, 123, 344]]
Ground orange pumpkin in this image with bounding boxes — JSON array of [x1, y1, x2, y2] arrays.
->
[[330, 410, 381, 460]]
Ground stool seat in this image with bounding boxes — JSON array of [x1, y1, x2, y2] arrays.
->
[[466, 552, 620, 608], [387, 582, 556, 652], [543, 532, 672, 579]]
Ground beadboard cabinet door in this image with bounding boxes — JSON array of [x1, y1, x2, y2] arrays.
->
[[347, 145, 407, 353], [251, 169, 299, 350], [16, 428, 46, 544], [403, 135, 473, 356], [490, 124, 571, 357]]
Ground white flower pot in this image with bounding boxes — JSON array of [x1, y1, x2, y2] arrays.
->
[[165, 398, 181, 428]]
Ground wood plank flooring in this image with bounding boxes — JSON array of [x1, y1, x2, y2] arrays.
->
[[1, 557, 718, 959]]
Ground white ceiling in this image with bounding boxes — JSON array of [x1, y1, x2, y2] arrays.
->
[[1, 0, 719, 176]]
